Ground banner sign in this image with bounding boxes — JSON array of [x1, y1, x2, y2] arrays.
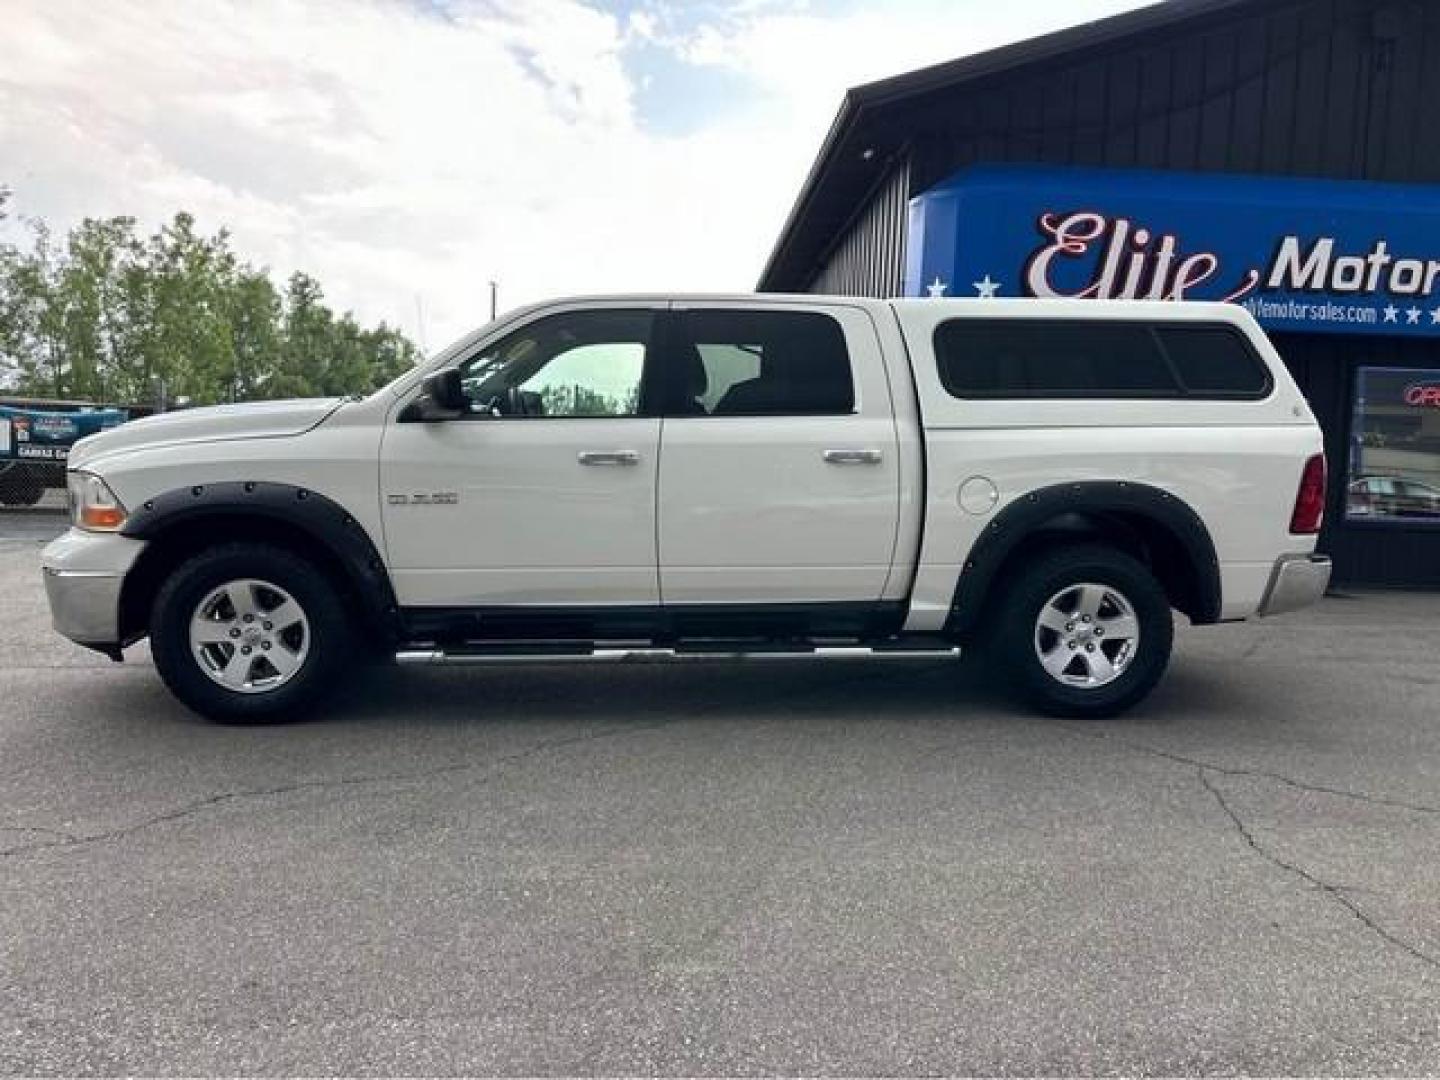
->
[[0, 405, 127, 463], [906, 164, 1440, 337]]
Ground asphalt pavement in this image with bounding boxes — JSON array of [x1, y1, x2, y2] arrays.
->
[[3, 510, 1440, 1075]]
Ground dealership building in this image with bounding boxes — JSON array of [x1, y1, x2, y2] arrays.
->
[[759, 0, 1440, 587]]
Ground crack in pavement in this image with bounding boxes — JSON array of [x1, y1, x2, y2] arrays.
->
[[1050, 721, 1440, 819], [0, 666, 898, 862], [0, 825, 77, 841], [1197, 766, 1440, 973], [0, 664, 150, 672], [1032, 716, 1440, 972], [0, 719, 674, 860]]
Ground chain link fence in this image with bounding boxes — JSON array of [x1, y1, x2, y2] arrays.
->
[[0, 461, 61, 508]]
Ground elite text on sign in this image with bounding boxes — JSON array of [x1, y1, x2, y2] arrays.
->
[[907, 165, 1440, 336]]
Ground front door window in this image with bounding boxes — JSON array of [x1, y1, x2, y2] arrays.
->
[[457, 310, 652, 418]]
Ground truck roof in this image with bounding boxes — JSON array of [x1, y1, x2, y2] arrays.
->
[[888, 297, 1256, 324], [512, 294, 1255, 323]]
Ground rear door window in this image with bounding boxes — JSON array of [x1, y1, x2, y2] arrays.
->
[[667, 310, 855, 416]]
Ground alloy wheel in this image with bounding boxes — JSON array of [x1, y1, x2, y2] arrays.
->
[[189, 578, 310, 694], [1032, 581, 1140, 689]]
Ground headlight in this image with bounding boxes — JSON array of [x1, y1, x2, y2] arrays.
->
[[67, 471, 128, 531]]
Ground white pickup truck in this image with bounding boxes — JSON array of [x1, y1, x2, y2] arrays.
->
[[42, 295, 1330, 722]]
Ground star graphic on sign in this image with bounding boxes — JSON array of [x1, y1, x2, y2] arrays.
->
[[1431, 307, 1440, 325], [1408, 307, 1424, 325], [973, 274, 1002, 299], [926, 276, 949, 298], [1384, 305, 1400, 323]]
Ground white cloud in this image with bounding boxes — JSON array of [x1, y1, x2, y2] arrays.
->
[[0, 0, 1150, 349]]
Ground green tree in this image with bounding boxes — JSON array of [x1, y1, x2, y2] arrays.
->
[[226, 269, 282, 402], [54, 217, 143, 403], [0, 220, 66, 396], [0, 188, 422, 405]]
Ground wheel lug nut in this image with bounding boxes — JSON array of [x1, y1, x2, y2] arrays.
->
[[263, 621, 272, 631], [1086, 644, 1095, 652], [243, 614, 254, 623], [1065, 622, 1074, 632], [241, 645, 252, 655], [1094, 628, 1104, 637], [229, 628, 240, 639], [261, 641, 271, 650], [1082, 615, 1092, 623], [1068, 641, 1077, 650]]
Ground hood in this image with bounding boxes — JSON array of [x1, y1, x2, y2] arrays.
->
[[68, 397, 347, 471]]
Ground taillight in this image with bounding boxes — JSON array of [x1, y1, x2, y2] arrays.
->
[[1290, 454, 1327, 535]]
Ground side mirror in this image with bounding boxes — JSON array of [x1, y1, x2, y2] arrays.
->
[[399, 367, 467, 422]]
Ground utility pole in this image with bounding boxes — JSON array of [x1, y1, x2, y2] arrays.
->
[[489, 280, 498, 321], [413, 295, 428, 353]]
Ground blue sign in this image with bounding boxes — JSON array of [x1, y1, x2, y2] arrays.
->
[[906, 164, 1440, 337], [0, 405, 127, 462]]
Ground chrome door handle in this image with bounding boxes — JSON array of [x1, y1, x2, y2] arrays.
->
[[578, 450, 640, 466], [823, 449, 883, 465]]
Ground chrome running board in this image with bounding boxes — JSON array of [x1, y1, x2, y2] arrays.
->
[[395, 644, 961, 666]]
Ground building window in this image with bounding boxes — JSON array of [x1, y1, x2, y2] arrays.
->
[[1347, 367, 1440, 525]]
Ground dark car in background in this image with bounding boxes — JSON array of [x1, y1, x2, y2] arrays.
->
[[1347, 474, 1440, 520]]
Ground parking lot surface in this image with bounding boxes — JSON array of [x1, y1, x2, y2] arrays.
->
[[3, 510, 1440, 1075]]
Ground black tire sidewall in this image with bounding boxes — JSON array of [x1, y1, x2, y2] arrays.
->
[[1000, 545, 1174, 719], [150, 544, 351, 723]]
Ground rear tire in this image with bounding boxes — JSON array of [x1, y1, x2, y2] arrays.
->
[[149, 543, 353, 724], [995, 543, 1174, 719]]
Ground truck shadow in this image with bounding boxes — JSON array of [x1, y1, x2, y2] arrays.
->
[[318, 653, 1256, 733], [82, 649, 1268, 742]]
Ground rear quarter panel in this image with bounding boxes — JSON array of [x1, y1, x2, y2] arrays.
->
[[890, 300, 1323, 631]]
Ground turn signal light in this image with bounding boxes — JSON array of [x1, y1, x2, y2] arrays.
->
[[67, 471, 128, 532], [1290, 453, 1327, 535], [80, 505, 126, 529]]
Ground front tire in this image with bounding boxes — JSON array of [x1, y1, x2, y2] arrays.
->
[[996, 544, 1174, 719], [149, 543, 353, 723]]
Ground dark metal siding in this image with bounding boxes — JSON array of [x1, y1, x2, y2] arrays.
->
[[899, 0, 1440, 192], [806, 156, 910, 298]]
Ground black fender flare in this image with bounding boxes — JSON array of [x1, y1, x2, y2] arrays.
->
[[121, 480, 399, 638], [947, 480, 1223, 632]]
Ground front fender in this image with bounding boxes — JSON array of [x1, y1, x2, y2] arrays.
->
[[120, 480, 398, 636]]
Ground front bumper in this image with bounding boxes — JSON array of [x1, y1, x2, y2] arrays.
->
[[43, 569, 127, 647], [41, 528, 147, 649], [1257, 553, 1332, 617]]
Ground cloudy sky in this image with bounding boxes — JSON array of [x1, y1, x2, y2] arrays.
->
[[2, 0, 1152, 348]]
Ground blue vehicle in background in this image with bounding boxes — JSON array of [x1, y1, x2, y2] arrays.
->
[[0, 400, 130, 506]]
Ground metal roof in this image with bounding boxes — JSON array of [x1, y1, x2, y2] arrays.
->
[[756, 0, 1265, 291]]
